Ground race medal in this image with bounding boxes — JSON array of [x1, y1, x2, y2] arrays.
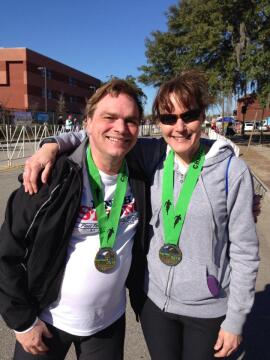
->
[[161, 145, 205, 266], [95, 248, 116, 273], [86, 146, 128, 273], [159, 244, 182, 266]]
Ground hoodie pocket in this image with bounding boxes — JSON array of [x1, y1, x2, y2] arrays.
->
[[170, 257, 214, 304]]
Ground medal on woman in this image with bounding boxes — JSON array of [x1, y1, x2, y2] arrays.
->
[[159, 244, 182, 266], [94, 248, 116, 273]]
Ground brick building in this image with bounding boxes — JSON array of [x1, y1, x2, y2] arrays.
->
[[0, 47, 101, 120], [236, 94, 270, 123]]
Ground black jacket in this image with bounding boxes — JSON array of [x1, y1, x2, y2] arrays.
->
[[0, 139, 150, 331]]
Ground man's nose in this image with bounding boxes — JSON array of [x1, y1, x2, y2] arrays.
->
[[114, 118, 127, 132]]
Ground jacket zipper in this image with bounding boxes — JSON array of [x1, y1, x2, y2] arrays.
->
[[163, 266, 173, 311], [20, 183, 65, 271]]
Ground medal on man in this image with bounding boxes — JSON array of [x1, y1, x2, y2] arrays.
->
[[95, 248, 116, 272]]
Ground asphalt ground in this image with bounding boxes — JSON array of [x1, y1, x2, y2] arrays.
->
[[0, 137, 269, 359]]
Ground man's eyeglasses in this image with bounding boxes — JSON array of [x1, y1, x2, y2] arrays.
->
[[158, 109, 201, 125]]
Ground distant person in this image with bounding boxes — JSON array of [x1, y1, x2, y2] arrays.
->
[[225, 122, 235, 137], [65, 114, 73, 131], [211, 121, 218, 132], [57, 115, 64, 126], [73, 117, 81, 131]]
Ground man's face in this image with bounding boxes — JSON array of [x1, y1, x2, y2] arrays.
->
[[86, 93, 140, 169]]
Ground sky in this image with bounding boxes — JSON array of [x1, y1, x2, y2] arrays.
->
[[1, 0, 177, 114]]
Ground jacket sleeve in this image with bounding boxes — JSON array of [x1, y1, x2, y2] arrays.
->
[[0, 186, 48, 331], [127, 137, 165, 180], [221, 162, 259, 335], [41, 130, 86, 153]]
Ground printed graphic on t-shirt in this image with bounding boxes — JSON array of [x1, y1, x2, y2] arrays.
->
[[75, 195, 138, 234]]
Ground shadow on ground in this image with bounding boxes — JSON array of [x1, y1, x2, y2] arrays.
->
[[232, 133, 270, 147], [229, 284, 270, 360]]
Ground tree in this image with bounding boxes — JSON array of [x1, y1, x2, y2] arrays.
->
[[56, 92, 67, 118], [138, 0, 270, 105]]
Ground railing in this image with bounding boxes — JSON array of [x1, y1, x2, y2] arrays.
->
[[253, 173, 268, 199], [0, 124, 161, 169], [0, 125, 80, 168], [0, 124, 268, 200]]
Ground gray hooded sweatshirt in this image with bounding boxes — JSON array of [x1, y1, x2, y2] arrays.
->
[[141, 138, 259, 335]]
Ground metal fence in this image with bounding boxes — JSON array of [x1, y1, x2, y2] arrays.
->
[[0, 124, 268, 200], [0, 124, 161, 169], [0, 125, 72, 168]]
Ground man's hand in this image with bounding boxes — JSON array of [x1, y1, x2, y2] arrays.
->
[[23, 143, 59, 194], [214, 328, 242, 357], [15, 319, 52, 355], [253, 194, 262, 223]]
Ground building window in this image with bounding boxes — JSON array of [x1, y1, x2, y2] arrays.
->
[[69, 96, 77, 104], [89, 85, 96, 92], [46, 70, 52, 79], [47, 90, 52, 99], [69, 77, 76, 86], [42, 88, 52, 99]]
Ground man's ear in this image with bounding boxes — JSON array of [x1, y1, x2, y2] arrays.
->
[[86, 116, 92, 134]]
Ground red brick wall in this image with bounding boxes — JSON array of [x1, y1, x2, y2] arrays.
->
[[0, 48, 101, 114], [237, 96, 270, 122]]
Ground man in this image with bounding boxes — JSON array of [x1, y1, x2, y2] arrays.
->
[[0, 80, 147, 359]]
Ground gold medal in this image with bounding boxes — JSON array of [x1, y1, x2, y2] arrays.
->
[[159, 244, 182, 266], [95, 248, 116, 273]]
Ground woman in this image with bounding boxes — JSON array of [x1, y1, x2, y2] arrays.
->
[[23, 71, 259, 359], [133, 71, 258, 359]]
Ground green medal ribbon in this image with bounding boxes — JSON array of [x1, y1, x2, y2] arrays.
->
[[160, 145, 205, 266], [86, 146, 128, 272]]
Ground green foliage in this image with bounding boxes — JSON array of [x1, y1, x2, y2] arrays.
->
[[138, 0, 270, 106]]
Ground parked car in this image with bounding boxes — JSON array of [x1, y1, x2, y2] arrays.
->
[[244, 122, 255, 131], [257, 121, 268, 131]]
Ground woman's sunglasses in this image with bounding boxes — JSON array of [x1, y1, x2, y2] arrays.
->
[[158, 109, 201, 125]]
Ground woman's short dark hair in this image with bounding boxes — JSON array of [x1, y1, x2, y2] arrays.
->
[[152, 70, 214, 121], [85, 79, 144, 119]]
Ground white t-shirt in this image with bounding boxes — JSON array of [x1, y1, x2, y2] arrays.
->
[[40, 162, 138, 336]]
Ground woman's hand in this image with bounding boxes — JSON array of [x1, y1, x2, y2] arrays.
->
[[214, 328, 242, 357], [23, 143, 59, 194]]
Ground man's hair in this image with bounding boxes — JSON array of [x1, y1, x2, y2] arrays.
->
[[152, 70, 214, 121], [85, 79, 144, 119]]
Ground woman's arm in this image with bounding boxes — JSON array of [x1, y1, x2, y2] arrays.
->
[[215, 161, 259, 356]]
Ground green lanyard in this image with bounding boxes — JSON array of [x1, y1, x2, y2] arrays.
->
[[162, 145, 205, 247], [86, 146, 128, 249]]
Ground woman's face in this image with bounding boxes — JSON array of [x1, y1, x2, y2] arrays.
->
[[158, 93, 204, 164]]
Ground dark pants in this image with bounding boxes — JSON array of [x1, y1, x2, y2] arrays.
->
[[14, 315, 125, 360], [140, 297, 225, 360]]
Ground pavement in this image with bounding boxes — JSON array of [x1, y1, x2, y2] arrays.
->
[[0, 138, 269, 359]]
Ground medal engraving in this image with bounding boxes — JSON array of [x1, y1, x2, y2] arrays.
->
[[95, 248, 116, 273], [159, 244, 182, 266]]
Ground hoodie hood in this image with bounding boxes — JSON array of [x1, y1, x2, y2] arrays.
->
[[201, 138, 235, 167]]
